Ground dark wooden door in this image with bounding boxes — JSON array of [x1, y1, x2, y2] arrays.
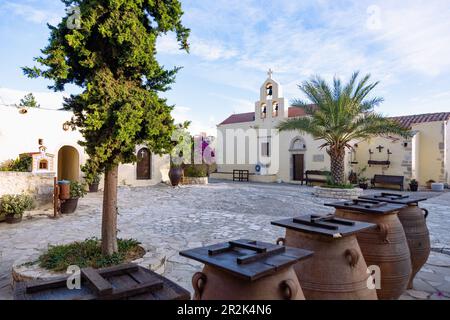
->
[[293, 154, 304, 181], [137, 148, 151, 180]]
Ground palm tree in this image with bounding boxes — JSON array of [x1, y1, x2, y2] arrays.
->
[[277, 72, 410, 185]]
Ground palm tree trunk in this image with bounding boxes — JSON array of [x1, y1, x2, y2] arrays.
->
[[101, 165, 118, 255], [330, 148, 346, 185]]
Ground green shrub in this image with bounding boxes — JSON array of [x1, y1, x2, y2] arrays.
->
[[81, 164, 101, 184], [183, 164, 208, 177], [323, 171, 354, 189], [0, 194, 34, 219], [38, 238, 143, 272], [0, 159, 15, 172], [70, 180, 88, 199]]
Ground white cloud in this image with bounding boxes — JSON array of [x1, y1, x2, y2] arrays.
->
[[157, 33, 238, 61], [209, 93, 254, 114], [191, 38, 238, 61], [368, 1, 450, 76], [0, 87, 67, 109], [172, 105, 216, 136], [157, 34, 183, 55], [175, 0, 450, 88]]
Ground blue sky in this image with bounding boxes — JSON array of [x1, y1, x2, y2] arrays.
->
[[1, 0, 450, 135]]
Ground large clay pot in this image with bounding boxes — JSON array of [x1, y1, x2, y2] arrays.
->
[[335, 209, 412, 300], [397, 205, 430, 289], [192, 265, 304, 300], [61, 198, 79, 214], [359, 194, 431, 290], [281, 230, 378, 300], [169, 167, 183, 187]]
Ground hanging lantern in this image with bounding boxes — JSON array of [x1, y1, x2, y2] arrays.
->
[[63, 121, 71, 131]]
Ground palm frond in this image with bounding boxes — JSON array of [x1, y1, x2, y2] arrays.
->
[[276, 117, 314, 133], [286, 72, 407, 154]]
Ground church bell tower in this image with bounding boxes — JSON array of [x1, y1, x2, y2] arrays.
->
[[255, 69, 286, 123]]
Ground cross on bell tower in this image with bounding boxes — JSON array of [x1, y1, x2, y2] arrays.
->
[[267, 68, 273, 79]]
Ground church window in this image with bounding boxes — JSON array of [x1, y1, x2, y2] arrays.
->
[[39, 159, 48, 170], [262, 142, 270, 157], [291, 138, 306, 151]]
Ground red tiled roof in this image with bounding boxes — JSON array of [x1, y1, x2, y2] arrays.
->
[[288, 106, 308, 117], [219, 108, 450, 127], [219, 106, 312, 125], [390, 112, 450, 128], [219, 112, 255, 125]]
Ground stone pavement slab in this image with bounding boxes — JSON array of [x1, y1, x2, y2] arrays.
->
[[0, 181, 449, 300]]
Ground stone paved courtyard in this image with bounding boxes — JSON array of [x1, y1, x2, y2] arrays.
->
[[0, 181, 449, 300]]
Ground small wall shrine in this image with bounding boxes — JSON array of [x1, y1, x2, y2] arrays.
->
[[20, 143, 55, 173]]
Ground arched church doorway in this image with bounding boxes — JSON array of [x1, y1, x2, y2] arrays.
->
[[136, 147, 151, 180], [290, 137, 307, 182], [57, 146, 80, 181]]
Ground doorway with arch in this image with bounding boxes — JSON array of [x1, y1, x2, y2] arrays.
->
[[57, 146, 80, 181]]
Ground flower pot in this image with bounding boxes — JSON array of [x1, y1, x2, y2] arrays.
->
[[61, 198, 79, 214], [409, 184, 418, 192], [58, 180, 71, 200], [169, 167, 183, 187], [431, 183, 444, 192], [5, 214, 22, 224], [88, 183, 99, 193]]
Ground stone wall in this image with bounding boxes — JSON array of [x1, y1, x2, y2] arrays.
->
[[0, 172, 54, 206], [313, 186, 363, 200]]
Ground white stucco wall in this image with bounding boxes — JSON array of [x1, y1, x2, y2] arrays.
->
[[118, 152, 170, 187], [445, 120, 450, 184], [0, 106, 85, 169], [0, 106, 169, 187], [350, 135, 413, 185], [216, 76, 331, 183]]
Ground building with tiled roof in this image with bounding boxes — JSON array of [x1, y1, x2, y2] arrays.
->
[[219, 105, 312, 126], [390, 112, 450, 128]]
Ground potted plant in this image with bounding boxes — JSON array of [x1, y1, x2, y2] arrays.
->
[[88, 173, 101, 192], [358, 177, 369, 190], [61, 181, 87, 214], [0, 194, 34, 224], [169, 162, 183, 187], [409, 179, 419, 192], [426, 179, 435, 189], [81, 165, 101, 193], [182, 164, 209, 185]]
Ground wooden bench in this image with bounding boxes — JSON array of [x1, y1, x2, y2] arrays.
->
[[371, 175, 404, 191], [233, 170, 249, 182], [304, 170, 331, 186]]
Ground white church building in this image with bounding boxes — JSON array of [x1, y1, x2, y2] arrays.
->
[[213, 71, 450, 188]]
